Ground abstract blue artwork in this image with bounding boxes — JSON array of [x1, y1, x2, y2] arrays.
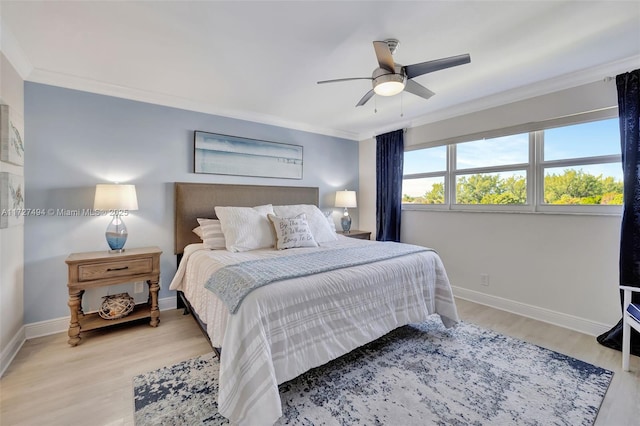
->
[[194, 131, 303, 179]]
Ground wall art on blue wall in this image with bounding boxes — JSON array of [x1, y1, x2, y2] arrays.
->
[[0, 172, 24, 228], [0, 104, 25, 166], [194, 131, 303, 179]]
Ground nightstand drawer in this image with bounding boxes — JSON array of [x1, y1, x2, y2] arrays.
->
[[78, 258, 153, 281]]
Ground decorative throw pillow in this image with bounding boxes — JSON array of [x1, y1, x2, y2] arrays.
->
[[196, 218, 226, 250], [273, 204, 338, 243], [214, 204, 275, 252], [192, 226, 203, 239], [267, 213, 318, 250]]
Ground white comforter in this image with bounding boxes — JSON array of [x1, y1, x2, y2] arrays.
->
[[170, 236, 459, 426]]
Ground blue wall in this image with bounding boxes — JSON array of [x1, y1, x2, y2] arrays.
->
[[24, 83, 358, 324]]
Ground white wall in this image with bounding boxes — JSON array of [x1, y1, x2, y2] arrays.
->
[[0, 52, 25, 375], [359, 80, 624, 335]]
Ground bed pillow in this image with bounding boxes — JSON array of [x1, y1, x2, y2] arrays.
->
[[192, 226, 203, 239], [214, 204, 275, 252], [267, 213, 318, 250], [196, 218, 226, 250], [273, 204, 338, 243], [323, 210, 337, 232]]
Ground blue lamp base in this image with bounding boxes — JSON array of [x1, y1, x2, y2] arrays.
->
[[105, 215, 128, 252], [341, 214, 352, 232]]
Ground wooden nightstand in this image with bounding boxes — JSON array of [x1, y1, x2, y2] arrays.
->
[[337, 230, 371, 240], [65, 246, 162, 346]]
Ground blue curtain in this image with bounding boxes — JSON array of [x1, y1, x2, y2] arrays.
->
[[597, 69, 640, 355], [376, 129, 404, 242]]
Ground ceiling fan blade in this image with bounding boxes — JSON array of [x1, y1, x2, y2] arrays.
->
[[373, 41, 396, 73], [404, 79, 435, 100], [317, 77, 372, 84], [404, 54, 471, 79], [356, 89, 375, 107]]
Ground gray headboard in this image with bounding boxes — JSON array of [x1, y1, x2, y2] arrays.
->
[[174, 182, 319, 254]]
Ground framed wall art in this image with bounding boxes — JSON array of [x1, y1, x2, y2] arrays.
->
[[0, 172, 25, 228], [194, 131, 303, 179], [0, 104, 25, 166]]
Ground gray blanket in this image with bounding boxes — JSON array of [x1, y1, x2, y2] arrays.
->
[[205, 242, 431, 313]]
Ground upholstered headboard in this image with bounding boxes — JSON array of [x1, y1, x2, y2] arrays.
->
[[174, 182, 319, 254]]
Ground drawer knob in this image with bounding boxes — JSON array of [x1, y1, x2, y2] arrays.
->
[[107, 266, 129, 272]]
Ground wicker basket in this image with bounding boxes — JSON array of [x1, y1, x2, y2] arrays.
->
[[99, 292, 135, 320]]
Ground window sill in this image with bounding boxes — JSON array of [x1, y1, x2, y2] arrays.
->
[[402, 204, 622, 217]]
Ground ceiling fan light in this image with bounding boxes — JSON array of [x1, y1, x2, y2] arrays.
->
[[373, 73, 406, 96]]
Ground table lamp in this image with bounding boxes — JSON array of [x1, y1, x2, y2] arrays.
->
[[335, 190, 357, 232], [94, 184, 138, 252]]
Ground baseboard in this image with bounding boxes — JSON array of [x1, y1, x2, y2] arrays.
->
[[452, 286, 611, 337], [0, 325, 26, 377], [24, 296, 177, 340]]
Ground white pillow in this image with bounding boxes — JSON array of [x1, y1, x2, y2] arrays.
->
[[192, 226, 203, 239], [323, 210, 337, 232], [273, 204, 338, 243], [214, 204, 275, 252], [267, 213, 318, 250], [196, 218, 226, 250]]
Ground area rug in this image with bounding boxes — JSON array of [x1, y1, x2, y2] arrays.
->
[[133, 317, 613, 425]]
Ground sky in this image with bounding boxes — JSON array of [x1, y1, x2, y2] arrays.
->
[[403, 118, 622, 198]]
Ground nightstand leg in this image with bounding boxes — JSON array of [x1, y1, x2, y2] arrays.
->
[[148, 279, 160, 327], [67, 289, 82, 346]]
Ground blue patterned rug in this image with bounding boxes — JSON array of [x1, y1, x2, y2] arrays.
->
[[133, 318, 613, 425]]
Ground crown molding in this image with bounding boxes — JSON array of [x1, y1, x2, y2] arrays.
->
[[26, 67, 360, 141], [0, 18, 34, 79]]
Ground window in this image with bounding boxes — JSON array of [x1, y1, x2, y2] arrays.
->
[[403, 116, 622, 214], [403, 146, 446, 205], [540, 119, 622, 207], [455, 134, 529, 206], [543, 119, 620, 161]]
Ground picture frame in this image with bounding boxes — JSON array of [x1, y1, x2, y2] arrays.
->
[[0, 172, 25, 228], [0, 104, 25, 166], [194, 131, 303, 179]]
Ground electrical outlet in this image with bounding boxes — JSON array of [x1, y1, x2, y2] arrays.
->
[[480, 273, 490, 286], [134, 282, 144, 294]]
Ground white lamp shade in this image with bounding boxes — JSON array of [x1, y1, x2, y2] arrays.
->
[[94, 184, 138, 210], [335, 190, 357, 208]]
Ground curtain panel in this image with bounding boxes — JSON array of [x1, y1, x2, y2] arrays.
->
[[617, 69, 640, 289], [597, 69, 640, 355], [376, 129, 404, 242]]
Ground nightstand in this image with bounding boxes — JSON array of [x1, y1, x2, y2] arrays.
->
[[337, 230, 371, 240], [65, 246, 162, 346]]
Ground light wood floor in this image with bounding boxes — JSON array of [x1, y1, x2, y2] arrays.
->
[[1, 299, 638, 426]]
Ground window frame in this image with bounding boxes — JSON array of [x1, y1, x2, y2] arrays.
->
[[535, 129, 623, 215], [402, 110, 622, 215]]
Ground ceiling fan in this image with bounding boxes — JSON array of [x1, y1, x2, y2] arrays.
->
[[317, 39, 470, 107]]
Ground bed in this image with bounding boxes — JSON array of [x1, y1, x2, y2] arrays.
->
[[169, 182, 459, 426]]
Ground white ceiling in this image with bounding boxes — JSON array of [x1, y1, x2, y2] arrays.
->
[[1, 1, 639, 140]]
